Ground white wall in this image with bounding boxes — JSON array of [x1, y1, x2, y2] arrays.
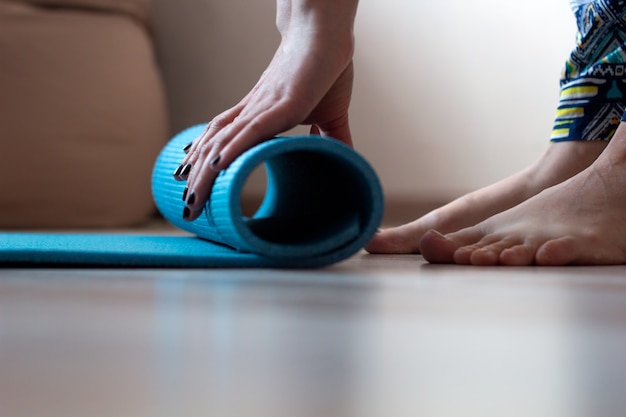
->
[[152, 0, 279, 130], [352, 0, 576, 200], [153, 0, 577, 202]]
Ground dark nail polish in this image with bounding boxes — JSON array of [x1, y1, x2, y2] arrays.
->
[[182, 206, 190, 220], [182, 187, 188, 201], [187, 192, 196, 205], [183, 142, 193, 154], [210, 155, 221, 166], [173, 164, 184, 177], [181, 164, 192, 176]]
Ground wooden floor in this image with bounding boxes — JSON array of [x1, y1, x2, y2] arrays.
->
[[2, 253, 626, 417]]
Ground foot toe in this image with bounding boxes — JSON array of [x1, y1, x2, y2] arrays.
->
[[365, 226, 421, 254], [499, 244, 536, 266], [535, 236, 580, 265], [419, 230, 460, 263], [466, 240, 514, 265]]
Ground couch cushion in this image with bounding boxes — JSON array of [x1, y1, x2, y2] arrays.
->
[[5, 0, 151, 28], [0, 1, 169, 228]]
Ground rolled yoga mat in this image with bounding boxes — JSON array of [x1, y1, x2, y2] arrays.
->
[[0, 124, 384, 268]]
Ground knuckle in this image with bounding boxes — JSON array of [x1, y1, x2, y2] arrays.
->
[[198, 141, 211, 156], [210, 135, 230, 149], [210, 115, 230, 130]]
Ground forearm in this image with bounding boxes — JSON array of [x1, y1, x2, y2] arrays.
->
[[276, 0, 359, 42]]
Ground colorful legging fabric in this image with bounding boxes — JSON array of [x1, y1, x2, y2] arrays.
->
[[552, 0, 626, 142]]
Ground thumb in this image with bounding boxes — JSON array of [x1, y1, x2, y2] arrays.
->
[[315, 114, 353, 148]]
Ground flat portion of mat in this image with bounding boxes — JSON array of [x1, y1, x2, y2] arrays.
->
[[0, 234, 291, 268], [0, 125, 384, 268]]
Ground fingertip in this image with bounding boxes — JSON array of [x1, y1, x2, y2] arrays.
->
[[310, 124, 321, 136], [174, 163, 193, 181], [182, 206, 204, 222], [184, 190, 206, 214], [173, 163, 185, 180], [184, 171, 217, 216], [186, 191, 196, 206]]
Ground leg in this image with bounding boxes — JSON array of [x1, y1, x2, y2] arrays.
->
[[420, 121, 626, 266], [367, 0, 625, 254], [366, 140, 607, 254]]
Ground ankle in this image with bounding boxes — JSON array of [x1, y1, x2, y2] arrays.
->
[[602, 123, 626, 165], [526, 141, 607, 192]]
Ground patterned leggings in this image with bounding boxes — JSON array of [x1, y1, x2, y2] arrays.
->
[[552, 0, 626, 142]]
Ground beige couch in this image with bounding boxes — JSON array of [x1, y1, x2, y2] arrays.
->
[[0, 0, 169, 228]]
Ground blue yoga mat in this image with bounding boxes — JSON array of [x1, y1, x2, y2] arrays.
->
[[0, 125, 384, 268]]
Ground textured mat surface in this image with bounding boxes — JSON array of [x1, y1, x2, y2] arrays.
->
[[0, 125, 384, 268]]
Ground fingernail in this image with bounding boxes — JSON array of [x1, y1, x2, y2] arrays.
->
[[182, 206, 190, 220], [182, 187, 188, 201], [173, 164, 184, 177], [210, 155, 221, 166], [183, 142, 193, 154], [187, 192, 196, 205], [181, 164, 192, 176]]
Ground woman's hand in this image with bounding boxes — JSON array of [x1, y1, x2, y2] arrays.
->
[[174, 0, 359, 221]]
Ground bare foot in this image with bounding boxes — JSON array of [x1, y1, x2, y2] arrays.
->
[[366, 140, 608, 254], [419, 125, 626, 266]]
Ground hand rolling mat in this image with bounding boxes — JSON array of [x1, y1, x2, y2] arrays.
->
[[0, 125, 383, 268]]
